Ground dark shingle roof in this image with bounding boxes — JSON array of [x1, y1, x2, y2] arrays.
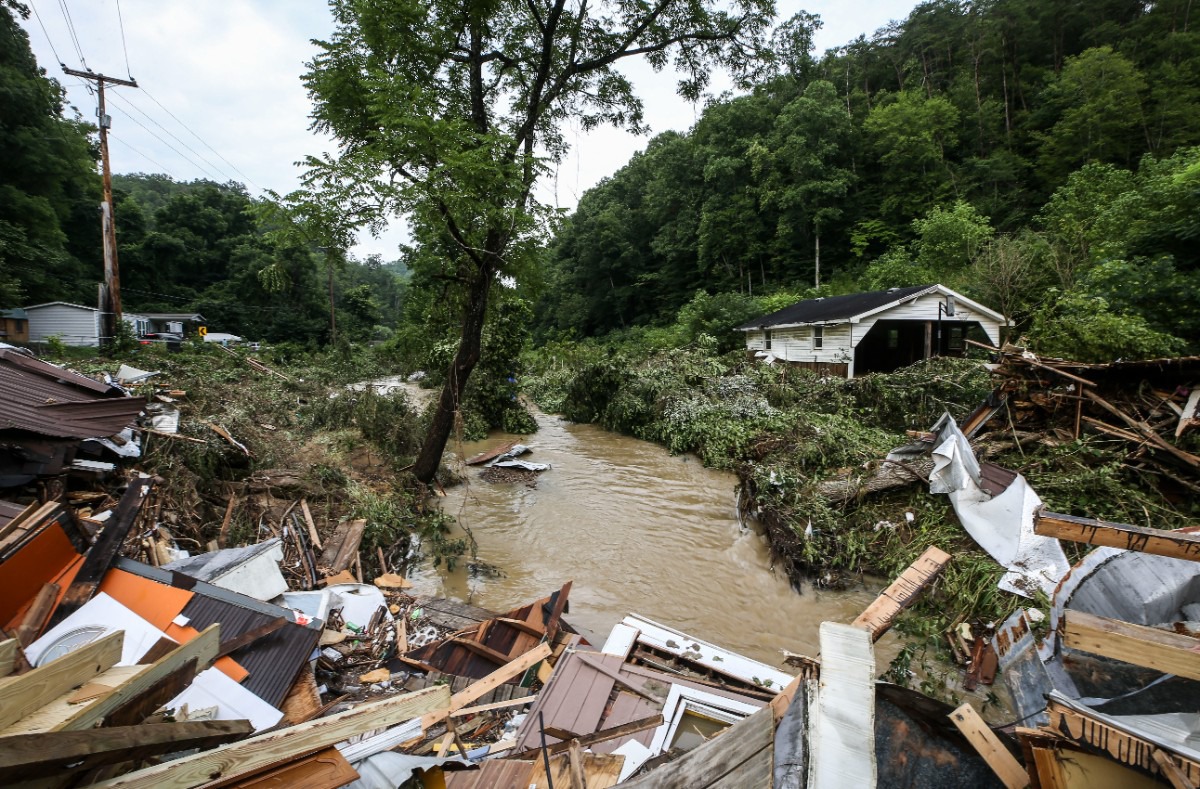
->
[[736, 285, 936, 330]]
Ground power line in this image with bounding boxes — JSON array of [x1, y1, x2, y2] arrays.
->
[[108, 131, 177, 178], [28, 1, 64, 67], [108, 89, 234, 182], [114, 0, 132, 79], [106, 101, 224, 181], [56, 0, 87, 68], [141, 86, 260, 190]]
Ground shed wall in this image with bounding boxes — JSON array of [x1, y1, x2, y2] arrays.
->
[[26, 304, 100, 347]]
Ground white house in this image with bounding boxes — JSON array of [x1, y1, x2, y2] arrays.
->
[[737, 284, 1007, 378], [24, 302, 145, 347]]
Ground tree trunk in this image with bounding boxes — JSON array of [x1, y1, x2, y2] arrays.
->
[[411, 257, 495, 484], [814, 232, 820, 290]]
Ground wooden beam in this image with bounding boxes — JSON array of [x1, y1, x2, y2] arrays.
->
[[511, 714, 664, 761], [543, 580, 572, 643], [1047, 699, 1200, 785], [47, 477, 154, 629], [852, 546, 951, 641], [567, 739, 586, 789], [0, 630, 123, 730], [421, 642, 551, 729], [496, 616, 545, 637], [450, 635, 513, 666], [949, 703, 1030, 789], [1084, 390, 1200, 468], [1063, 610, 1200, 682], [1155, 749, 1198, 789], [299, 498, 322, 551], [0, 720, 252, 781], [1034, 510, 1200, 562], [103, 658, 200, 727], [217, 617, 287, 659], [15, 582, 60, 647], [50, 624, 219, 733], [217, 496, 237, 549], [450, 694, 535, 717], [93, 685, 450, 788], [0, 638, 18, 677]]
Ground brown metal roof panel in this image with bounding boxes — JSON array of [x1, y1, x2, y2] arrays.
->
[[444, 759, 535, 789], [0, 354, 143, 438]]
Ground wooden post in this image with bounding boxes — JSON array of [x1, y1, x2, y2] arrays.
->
[[949, 703, 1030, 789]]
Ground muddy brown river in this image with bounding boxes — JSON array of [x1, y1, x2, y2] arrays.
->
[[405, 406, 901, 669]]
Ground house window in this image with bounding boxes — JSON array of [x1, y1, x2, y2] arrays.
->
[[763, 330, 772, 350], [813, 326, 823, 350], [167, 321, 183, 334], [887, 328, 899, 349], [949, 327, 965, 351]]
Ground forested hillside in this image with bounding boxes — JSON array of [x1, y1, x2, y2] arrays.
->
[[537, 0, 1200, 361], [0, 4, 406, 347]]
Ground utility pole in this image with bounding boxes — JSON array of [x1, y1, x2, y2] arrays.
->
[[63, 68, 138, 346]]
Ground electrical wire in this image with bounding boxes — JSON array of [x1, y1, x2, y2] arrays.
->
[[141, 86, 260, 190], [106, 101, 224, 181], [56, 0, 87, 69], [28, 1, 64, 67], [114, 0, 133, 79], [108, 131, 177, 178], [108, 90, 233, 183]]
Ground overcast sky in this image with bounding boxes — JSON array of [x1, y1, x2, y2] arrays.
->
[[21, 0, 919, 261]]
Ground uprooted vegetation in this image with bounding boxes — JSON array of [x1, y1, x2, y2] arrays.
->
[[62, 342, 467, 574], [523, 342, 1200, 653]]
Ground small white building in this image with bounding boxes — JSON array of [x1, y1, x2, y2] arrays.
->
[[24, 302, 146, 347], [737, 284, 1007, 378]]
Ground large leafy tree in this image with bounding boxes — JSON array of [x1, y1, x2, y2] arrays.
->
[[304, 0, 773, 483]]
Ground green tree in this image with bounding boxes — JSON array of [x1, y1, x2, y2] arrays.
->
[[304, 0, 773, 483], [862, 89, 960, 222]]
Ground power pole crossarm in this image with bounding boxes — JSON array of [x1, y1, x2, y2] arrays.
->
[[63, 68, 138, 347]]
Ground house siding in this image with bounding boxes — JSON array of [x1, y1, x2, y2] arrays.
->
[[747, 324, 854, 365], [26, 304, 102, 347], [852, 292, 1002, 348]]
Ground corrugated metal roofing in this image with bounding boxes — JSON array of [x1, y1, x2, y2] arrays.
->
[[736, 285, 935, 330], [0, 350, 144, 438], [114, 557, 321, 708]]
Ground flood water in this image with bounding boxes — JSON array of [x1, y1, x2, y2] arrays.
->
[[406, 406, 901, 669]]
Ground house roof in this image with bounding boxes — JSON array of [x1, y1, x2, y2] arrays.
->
[[140, 312, 205, 322], [0, 309, 27, 319], [0, 349, 145, 438], [737, 285, 935, 330], [24, 301, 100, 312], [737, 284, 1007, 330]]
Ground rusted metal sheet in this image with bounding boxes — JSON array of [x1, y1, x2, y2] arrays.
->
[[0, 349, 144, 439]]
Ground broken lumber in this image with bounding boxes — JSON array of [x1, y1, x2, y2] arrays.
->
[[1034, 509, 1200, 562], [299, 498, 322, 551], [47, 477, 154, 629], [319, 519, 366, 574], [421, 642, 551, 729], [1062, 610, 1200, 682], [511, 714, 665, 760], [0, 720, 253, 781], [949, 703, 1030, 789], [0, 630, 123, 731], [14, 582, 60, 647], [574, 652, 663, 703], [852, 545, 951, 641], [1178, 389, 1200, 439], [93, 684, 449, 789], [1084, 390, 1200, 468], [0, 638, 19, 677]]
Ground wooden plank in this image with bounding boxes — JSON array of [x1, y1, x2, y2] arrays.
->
[[0, 637, 19, 677], [0, 629, 123, 730], [47, 477, 155, 629], [14, 582, 60, 647], [216, 616, 287, 659], [1155, 749, 1198, 789], [1084, 389, 1200, 468], [496, 616, 545, 637], [1046, 700, 1200, 786], [217, 496, 238, 549], [0, 501, 45, 543], [103, 658, 200, 727], [511, 714, 664, 761], [618, 708, 772, 789], [809, 623, 875, 788], [544, 580, 572, 643], [421, 642, 552, 729], [299, 499, 322, 551], [949, 703, 1030, 789], [0, 720, 253, 781], [567, 739, 586, 789], [451, 694, 536, 717], [320, 519, 365, 574], [219, 746, 359, 789], [450, 634, 513, 666], [1035, 510, 1200, 562], [93, 684, 449, 788], [50, 624, 220, 733], [1063, 610, 1200, 682], [530, 750, 626, 789], [1177, 389, 1200, 439], [851, 546, 951, 641]]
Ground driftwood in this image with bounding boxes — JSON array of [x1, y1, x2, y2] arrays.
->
[[815, 458, 936, 504]]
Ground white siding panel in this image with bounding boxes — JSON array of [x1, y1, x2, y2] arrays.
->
[[866, 293, 1002, 345], [773, 323, 853, 364], [26, 304, 100, 346]]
